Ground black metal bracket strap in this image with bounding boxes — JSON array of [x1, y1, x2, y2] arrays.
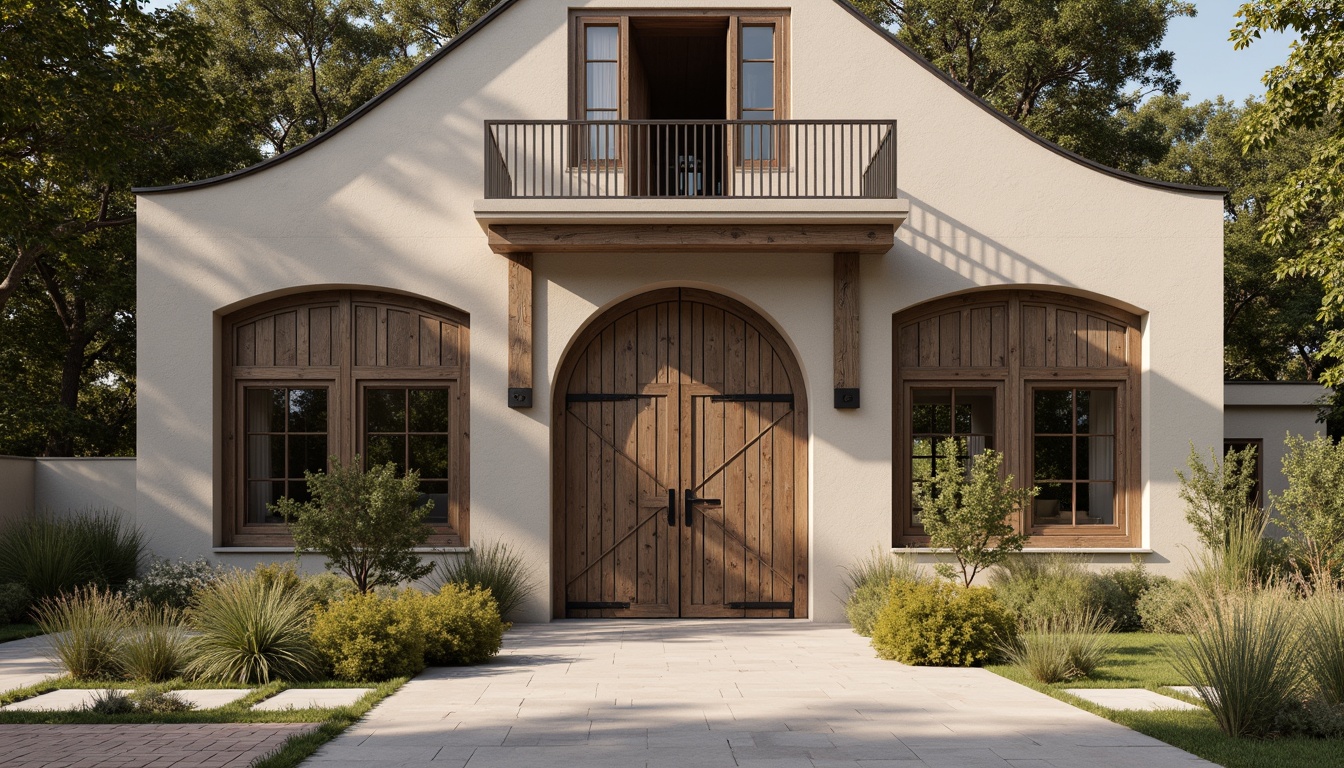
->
[[566, 601, 631, 610], [727, 601, 794, 617], [566, 393, 645, 402], [684, 488, 721, 527], [667, 488, 676, 527], [709, 393, 793, 403]]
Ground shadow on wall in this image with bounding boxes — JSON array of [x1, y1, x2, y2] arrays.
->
[[0, 457, 136, 528]]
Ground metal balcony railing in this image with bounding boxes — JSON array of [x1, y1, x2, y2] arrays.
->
[[484, 120, 897, 199]]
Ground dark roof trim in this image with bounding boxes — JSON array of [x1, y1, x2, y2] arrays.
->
[[134, 0, 522, 194], [828, 0, 1226, 197], [137, 0, 1226, 197]]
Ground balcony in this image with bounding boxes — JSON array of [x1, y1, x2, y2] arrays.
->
[[475, 119, 908, 254]]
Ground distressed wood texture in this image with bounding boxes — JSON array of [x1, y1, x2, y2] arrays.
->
[[833, 252, 859, 390], [488, 224, 895, 254], [554, 289, 808, 619], [507, 253, 534, 390]]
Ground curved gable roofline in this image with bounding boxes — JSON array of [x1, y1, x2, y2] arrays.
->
[[136, 0, 1225, 196]]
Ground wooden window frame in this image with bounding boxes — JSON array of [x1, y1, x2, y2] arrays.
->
[[222, 291, 469, 548], [892, 290, 1142, 548], [731, 16, 789, 168]]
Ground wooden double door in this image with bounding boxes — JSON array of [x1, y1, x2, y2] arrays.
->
[[555, 289, 808, 618]]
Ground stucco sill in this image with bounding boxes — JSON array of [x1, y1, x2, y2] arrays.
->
[[211, 547, 472, 554], [894, 547, 1153, 555]]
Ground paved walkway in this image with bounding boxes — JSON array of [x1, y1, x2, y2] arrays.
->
[[0, 723, 319, 767], [0, 636, 60, 694], [307, 621, 1214, 768]]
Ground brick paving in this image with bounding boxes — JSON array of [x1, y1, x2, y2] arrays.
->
[[0, 723, 318, 767]]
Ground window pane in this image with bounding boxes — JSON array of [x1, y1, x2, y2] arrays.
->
[[409, 389, 449, 433], [366, 388, 404, 433], [1034, 436, 1072, 481], [742, 26, 774, 60], [1077, 483, 1115, 524], [741, 61, 774, 109], [419, 480, 449, 524], [740, 117, 775, 161], [1080, 436, 1115, 481], [289, 435, 328, 479], [246, 435, 285, 480], [289, 388, 327, 432], [246, 388, 286, 433], [586, 62, 618, 110], [288, 479, 313, 505], [410, 435, 449, 479], [366, 434, 405, 472], [1033, 483, 1070, 524], [586, 25, 618, 60], [1079, 388, 1115, 434], [584, 118, 617, 160], [913, 389, 952, 433], [1034, 390, 1073, 433], [247, 481, 285, 524]]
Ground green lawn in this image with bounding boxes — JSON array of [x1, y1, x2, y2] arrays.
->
[[0, 675, 407, 768], [0, 624, 42, 643], [987, 632, 1344, 768]]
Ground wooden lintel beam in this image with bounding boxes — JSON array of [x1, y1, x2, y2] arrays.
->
[[507, 252, 533, 408], [488, 224, 894, 254], [833, 252, 860, 409]]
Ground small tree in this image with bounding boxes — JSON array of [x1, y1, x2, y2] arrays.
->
[[915, 437, 1034, 586], [1273, 434, 1344, 589], [1176, 443, 1261, 554], [271, 456, 435, 593]]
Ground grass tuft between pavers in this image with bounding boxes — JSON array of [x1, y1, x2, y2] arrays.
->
[[987, 632, 1344, 768]]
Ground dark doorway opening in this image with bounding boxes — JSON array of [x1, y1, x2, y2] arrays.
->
[[628, 19, 728, 196]]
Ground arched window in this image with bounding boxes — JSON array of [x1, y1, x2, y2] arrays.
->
[[222, 290, 468, 547], [893, 290, 1140, 548]]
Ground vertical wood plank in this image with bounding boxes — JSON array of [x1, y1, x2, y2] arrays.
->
[[309, 308, 332, 366], [236, 323, 256, 366], [1022, 305, 1046, 367], [990, 305, 1008, 366], [745, 326, 761, 604], [970, 308, 991, 367], [255, 316, 275, 366], [586, 337, 604, 606], [354, 306, 378, 366], [600, 325, 616, 608], [441, 323, 460, 367], [938, 312, 960, 367], [725, 312, 746, 609], [419, 315, 440, 367], [1086, 315, 1106, 368], [1057, 310, 1078, 367], [274, 311, 296, 366], [387, 310, 416, 367], [566, 360, 588, 608], [508, 253, 533, 389], [833, 252, 859, 388], [917, 318, 938, 366], [773, 350, 794, 616], [614, 314, 638, 605], [1107, 322, 1126, 367], [898, 323, 919, 368]]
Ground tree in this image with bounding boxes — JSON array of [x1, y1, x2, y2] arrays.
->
[[1233, 1, 1344, 388], [851, 0, 1195, 170], [1274, 434, 1344, 588], [272, 457, 436, 593], [1175, 443, 1262, 555], [915, 437, 1035, 586]]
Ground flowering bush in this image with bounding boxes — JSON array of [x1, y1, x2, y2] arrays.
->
[[124, 558, 224, 609]]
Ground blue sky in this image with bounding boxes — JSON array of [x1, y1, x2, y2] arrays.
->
[[148, 0, 1294, 105]]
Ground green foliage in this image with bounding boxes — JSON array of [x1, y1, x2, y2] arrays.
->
[[989, 555, 1146, 631], [34, 586, 131, 680], [851, 0, 1194, 171], [1102, 558, 1166, 632], [0, 510, 144, 600], [1137, 578, 1197, 633], [272, 457, 436, 594], [1000, 610, 1115, 683], [842, 549, 922, 636], [310, 591, 426, 682], [1187, 506, 1277, 596], [1169, 586, 1305, 739], [1177, 444, 1263, 555], [1302, 591, 1344, 706], [124, 557, 224, 609], [1232, 2, 1344, 390], [429, 539, 536, 621], [85, 688, 135, 715], [870, 580, 1016, 666], [0, 583, 33, 624], [409, 584, 505, 666], [119, 605, 194, 683], [129, 685, 195, 713], [186, 570, 322, 684], [298, 571, 358, 609], [1273, 434, 1344, 588], [915, 438, 1033, 586]]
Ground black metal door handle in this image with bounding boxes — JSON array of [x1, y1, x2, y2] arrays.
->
[[667, 488, 676, 527], [684, 488, 721, 527]]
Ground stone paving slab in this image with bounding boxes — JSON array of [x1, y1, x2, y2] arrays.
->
[[254, 687, 372, 711], [1063, 688, 1202, 711], [176, 689, 255, 709], [1, 688, 133, 711], [0, 723, 318, 767], [1167, 685, 1213, 705], [0, 636, 60, 694], [304, 621, 1216, 768]]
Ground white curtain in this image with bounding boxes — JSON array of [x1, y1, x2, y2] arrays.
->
[[1087, 390, 1115, 523], [246, 388, 276, 523]]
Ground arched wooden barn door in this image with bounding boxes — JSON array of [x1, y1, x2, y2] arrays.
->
[[554, 288, 808, 618]]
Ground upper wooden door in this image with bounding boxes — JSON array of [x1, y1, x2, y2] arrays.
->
[[556, 289, 807, 619]]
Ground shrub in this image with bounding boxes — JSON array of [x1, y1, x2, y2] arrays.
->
[[1274, 434, 1344, 588], [34, 586, 131, 680], [0, 510, 144, 600], [429, 539, 536, 621], [271, 457, 436, 593], [85, 689, 134, 715], [914, 438, 1033, 585], [310, 591, 426, 682], [186, 570, 322, 684], [299, 571, 357, 609], [1099, 558, 1165, 632], [130, 686, 195, 713], [1168, 587, 1305, 739], [123, 558, 224, 609], [1303, 591, 1344, 705], [412, 584, 505, 666], [74, 511, 144, 590], [120, 606, 194, 683], [870, 580, 1016, 666], [1000, 610, 1115, 683], [0, 582, 33, 623], [1187, 506, 1276, 596], [989, 555, 1140, 631], [1137, 578, 1196, 633], [1177, 443, 1261, 554], [843, 549, 920, 636]]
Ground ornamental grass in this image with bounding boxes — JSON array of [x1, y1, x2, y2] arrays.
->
[[186, 570, 322, 684]]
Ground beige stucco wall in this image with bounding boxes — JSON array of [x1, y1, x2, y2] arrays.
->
[[0, 457, 137, 528], [1224, 382, 1330, 503], [0, 457, 36, 527], [135, 0, 1224, 621]]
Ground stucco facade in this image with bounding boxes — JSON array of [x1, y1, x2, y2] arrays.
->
[[135, 0, 1225, 622]]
